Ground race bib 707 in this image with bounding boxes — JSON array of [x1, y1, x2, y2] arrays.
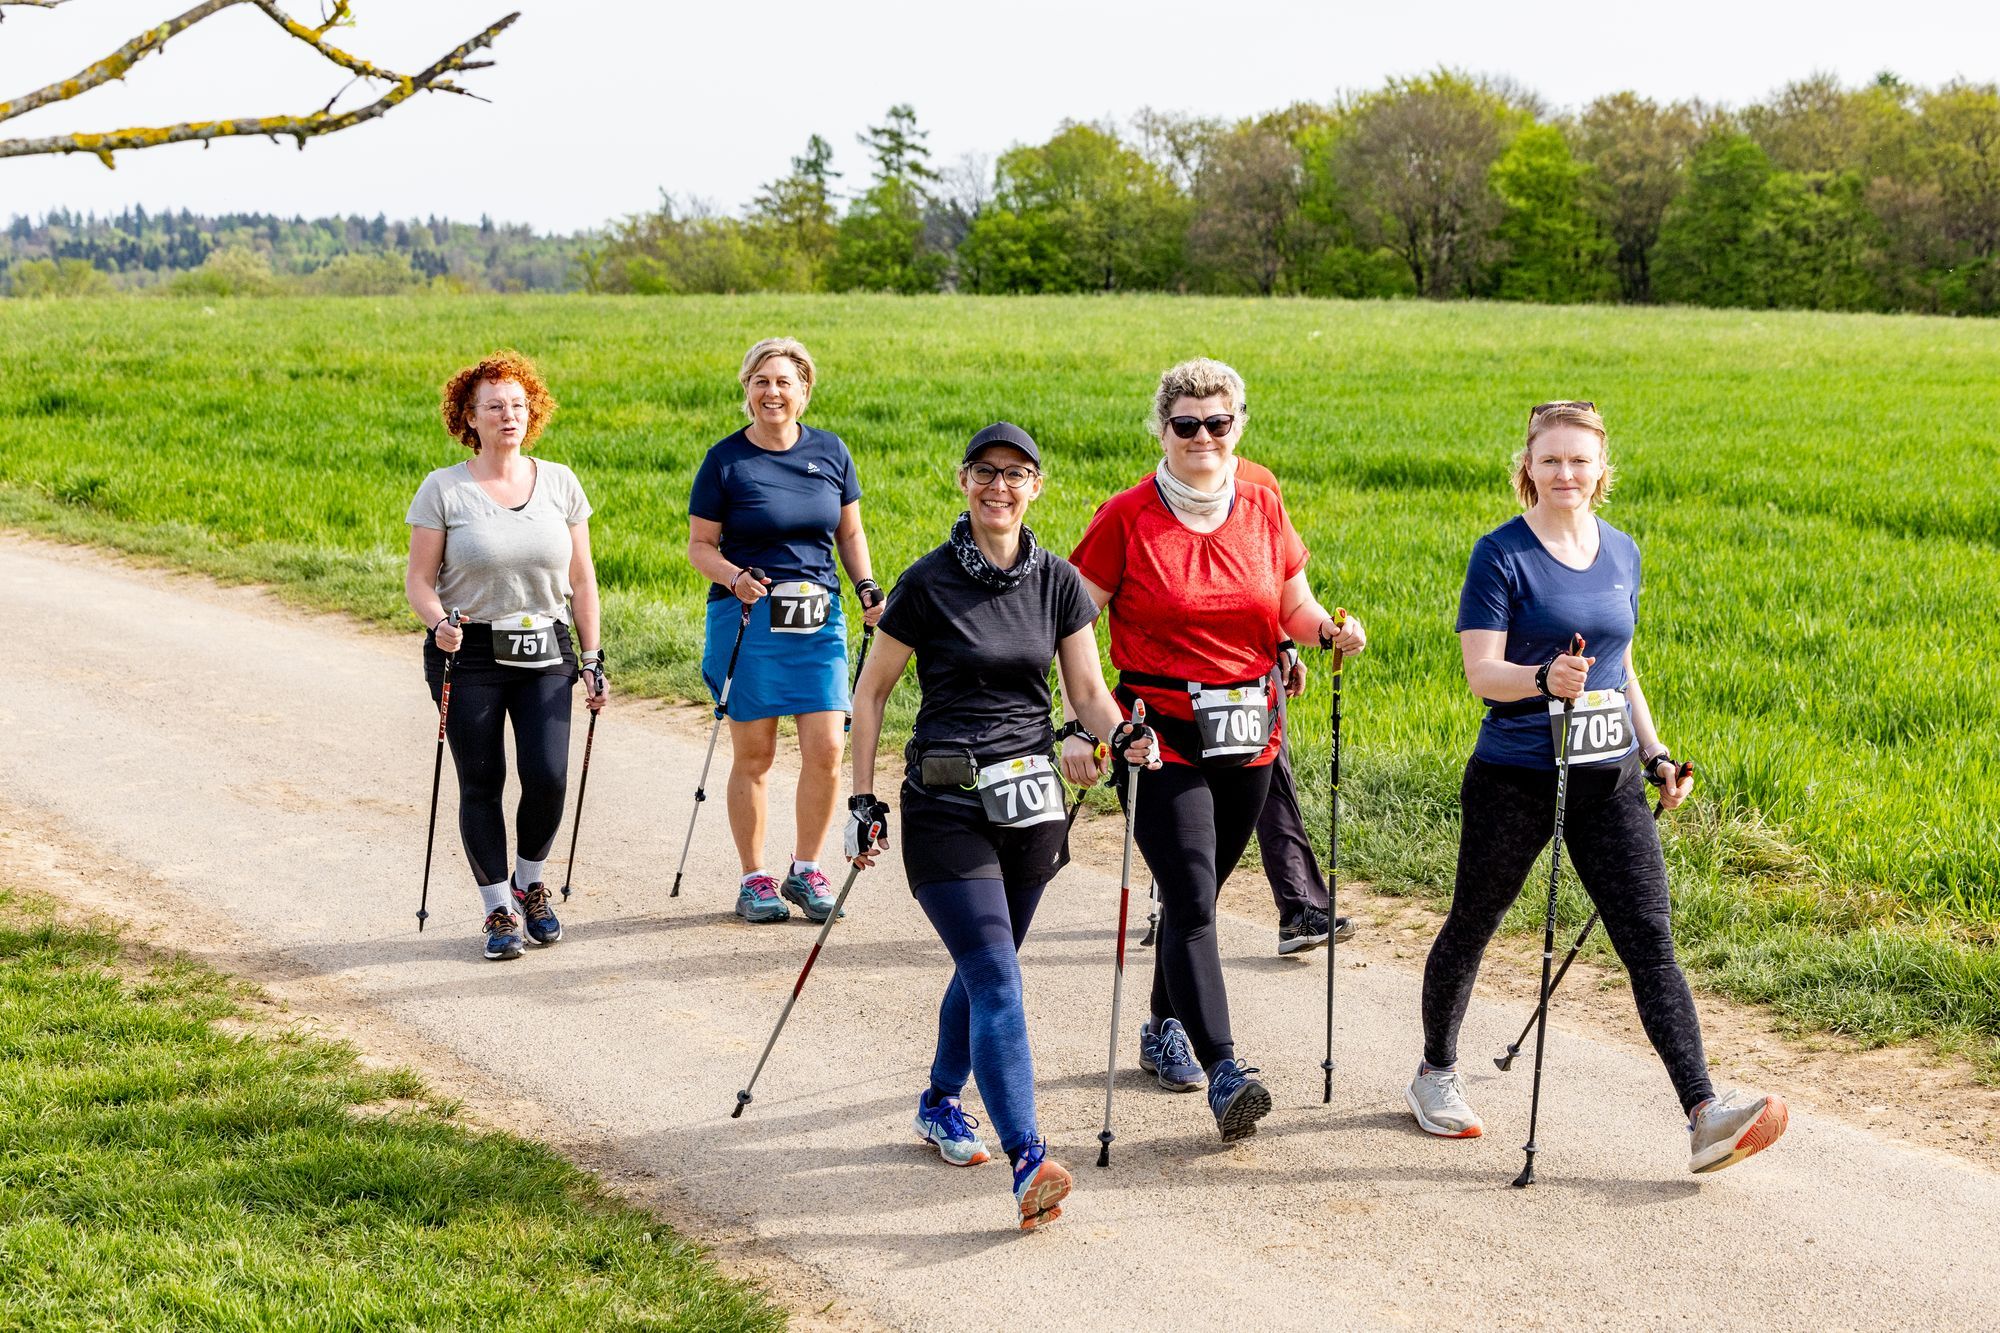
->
[[975, 754, 1066, 829]]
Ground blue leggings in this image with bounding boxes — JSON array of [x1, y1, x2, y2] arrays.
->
[[914, 877, 1047, 1160]]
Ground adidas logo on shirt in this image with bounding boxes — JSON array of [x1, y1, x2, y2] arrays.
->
[[805, 462, 822, 474]]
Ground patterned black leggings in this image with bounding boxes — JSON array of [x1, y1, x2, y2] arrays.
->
[[1420, 754, 1715, 1114]]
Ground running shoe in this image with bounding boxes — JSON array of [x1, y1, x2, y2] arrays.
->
[[780, 865, 842, 922], [735, 875, 790, 923], [1406, 1064, 1483, 1138], [511, 882, 563, 946], [1207, 1058, 1273, 1141], [1011, 1138, 1071, 1231], [1137, 1017, 1206, 1092], [1278, 907, 1359, 955], [482, 907, 524, 962], [1689, 1088, 1789, 1174], [913, 1091, 991, 1167]]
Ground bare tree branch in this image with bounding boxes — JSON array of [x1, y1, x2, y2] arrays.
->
[[0, 0, 75, 19], [0, 0, 243, 126], [0, 5, 515, 165]]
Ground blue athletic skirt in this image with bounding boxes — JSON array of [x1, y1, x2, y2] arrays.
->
[[701, 592, 850, 722]]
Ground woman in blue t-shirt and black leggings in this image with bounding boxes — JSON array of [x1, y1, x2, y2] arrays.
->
[[848, 422, 1156, 1231], [1407, 401, 1788, 1176], [687, 338, 885, 925]]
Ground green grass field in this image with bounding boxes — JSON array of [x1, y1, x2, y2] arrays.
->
[[1, 294, 1994, 1071], [0, 889, 781, 1331]]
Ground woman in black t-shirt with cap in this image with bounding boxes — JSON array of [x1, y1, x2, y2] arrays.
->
[[848, 422, 1156, 1233]]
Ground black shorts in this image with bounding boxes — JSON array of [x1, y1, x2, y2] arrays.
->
[[899, 780, 1070, 893]]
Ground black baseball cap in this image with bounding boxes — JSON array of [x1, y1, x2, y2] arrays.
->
[[963, 421, 1042, 468]]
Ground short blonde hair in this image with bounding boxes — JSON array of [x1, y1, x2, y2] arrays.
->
[[1514, 402, 1614, 509], [738, 337, 816, 418], [1151, 358, 1247, 436]]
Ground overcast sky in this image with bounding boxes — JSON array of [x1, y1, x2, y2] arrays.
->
[[1, 1, 1993, 233]]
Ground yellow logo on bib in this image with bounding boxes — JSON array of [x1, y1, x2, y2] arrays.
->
[[1228, 689, 1244, 702], [1011, 759, 1026, 773], [519, 615, 534, 627]]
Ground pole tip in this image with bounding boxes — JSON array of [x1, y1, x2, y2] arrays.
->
[[1096, 1136, 1111, 1169], [731, 1091, 751, 1118], [560, 884, 572, 902], [1494, 1049, 1517, 1071], [415, 910, 427, 932], [1511, 1154, 1536, 1188]]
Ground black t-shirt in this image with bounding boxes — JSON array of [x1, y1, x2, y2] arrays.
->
[[879, 543, 1100, 772]]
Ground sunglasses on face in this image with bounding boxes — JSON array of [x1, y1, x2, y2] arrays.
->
[[966, 462, 1040, 489], [1167, 414, 1237, 440], [1529, 400, 1595, 420]]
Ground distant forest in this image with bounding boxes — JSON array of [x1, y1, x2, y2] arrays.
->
[[5, 70, 1999, 315], [0, 209, 579, 296]]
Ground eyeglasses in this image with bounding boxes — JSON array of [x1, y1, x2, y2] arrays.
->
[[966, 462, 1040, 489], [1166, 414, 1237, 440], [1529, 400, 1595, 420]]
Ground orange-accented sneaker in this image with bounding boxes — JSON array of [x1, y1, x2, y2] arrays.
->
[[1690, 1089, 1788, 1174], [1011, 1138, 1071, 1231]]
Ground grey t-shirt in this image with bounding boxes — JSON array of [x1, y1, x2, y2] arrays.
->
[[406, 459, 593, 624]]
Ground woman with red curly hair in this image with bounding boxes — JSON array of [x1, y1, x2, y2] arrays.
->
[[405, 350, 607, 963]]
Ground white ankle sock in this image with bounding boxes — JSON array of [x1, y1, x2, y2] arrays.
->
[[790, 859, 820, 876], [478, 880, 514, 914], [741, 870, 769, 887], [513, 856, 546, 890]]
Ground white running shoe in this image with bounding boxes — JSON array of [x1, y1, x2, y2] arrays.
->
[[1689, 1088, 1788, 1174], [913, 1092, 991, 1167], [1406, 1064, 1484, 1138]]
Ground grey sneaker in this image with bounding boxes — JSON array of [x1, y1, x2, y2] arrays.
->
[[1689, 1089, 1788, 1174], [1406, 1064, 1484, 1138], [913, 1091, 991, 1167]]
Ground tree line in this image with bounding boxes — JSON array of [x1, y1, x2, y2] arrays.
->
[[590, 72, 2000, 315], [6, 70, 1998, 314], [0, 207, 575, 296]]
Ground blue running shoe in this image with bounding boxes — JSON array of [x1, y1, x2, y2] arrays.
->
[[735, 874, 790, 924], [781, 865, 842, 922], [511, 882, 562, 946], [1010, 1138, 1071, 1231], [1137, 1017, 1206, 1092], [482, 907, 524, 961], [913, 1091, 991, 1167], [1208, 1058, 1273, 1142]]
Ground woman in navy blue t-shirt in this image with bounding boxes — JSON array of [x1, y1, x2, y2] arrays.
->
[[1405, 401, 1787, 1177], [687, 337, 885, 926]]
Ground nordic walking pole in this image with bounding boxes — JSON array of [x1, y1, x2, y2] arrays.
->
[[1319, 608, 1347, 1103], [732, 829, 876, 1118], [557, 671, 606, 904], [1097, 699, 1146, 1169], [1514, 633, 1584, 1188], [1139, 881, 1161, 949], [671, 569, 763, 898], [416, 609, 462, 932], [1496, 759, 1693, 1071], [843, 584, 885, 734]]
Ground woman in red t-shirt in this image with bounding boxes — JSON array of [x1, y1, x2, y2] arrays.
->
[[1068, 357, 1367, 1143]]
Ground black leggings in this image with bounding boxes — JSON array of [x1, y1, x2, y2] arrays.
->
[[1130, 761, 1274, 1070], [1420, 755, 1714, 1114], [428, 672, 573, 887]]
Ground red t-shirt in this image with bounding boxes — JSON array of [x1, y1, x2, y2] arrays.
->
[[1070, 475, 1308, 766]]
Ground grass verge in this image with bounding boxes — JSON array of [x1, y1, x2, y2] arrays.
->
[[0, 888, 785, 1332]]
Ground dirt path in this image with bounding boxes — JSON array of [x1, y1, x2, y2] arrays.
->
[[3, 536, 1996, 1332]]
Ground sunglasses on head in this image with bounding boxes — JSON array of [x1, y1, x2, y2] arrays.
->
[[1529, 400, 1596, 420], [1166, 414, 1237, 440]]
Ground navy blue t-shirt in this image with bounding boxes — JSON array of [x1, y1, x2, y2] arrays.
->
[[689, 425, 862, 602], [1456, 514, 1641, 768]]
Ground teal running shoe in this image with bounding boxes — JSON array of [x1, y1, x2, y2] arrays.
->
[[780, 865, 841, 922], [913, 1091, 991, 1167], [735, 874, 790, 924]]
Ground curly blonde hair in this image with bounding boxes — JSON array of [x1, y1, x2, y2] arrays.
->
[[1150, 358, 1247, 436], [440, 349, 557, 453]]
